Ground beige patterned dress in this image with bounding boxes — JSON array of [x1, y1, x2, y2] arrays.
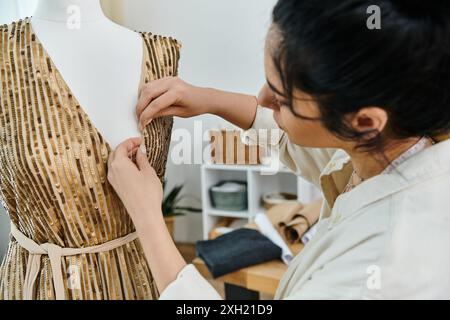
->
[[0, 18, 181, 300]]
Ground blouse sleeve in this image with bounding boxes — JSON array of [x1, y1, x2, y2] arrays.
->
[[242, 106, 338, 189], [159, 264, 223, 300]]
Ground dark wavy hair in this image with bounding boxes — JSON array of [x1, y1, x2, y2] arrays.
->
[[271, 0, 450, 152]]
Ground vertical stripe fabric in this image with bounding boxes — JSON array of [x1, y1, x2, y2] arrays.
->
[[0, 17, 181, 300]]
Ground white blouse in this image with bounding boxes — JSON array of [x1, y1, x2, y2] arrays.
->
[[160, 106, 450, 300]]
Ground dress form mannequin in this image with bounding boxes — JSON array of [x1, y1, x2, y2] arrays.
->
[[31, 0, 142, 149], [1, 6, 180, 300]]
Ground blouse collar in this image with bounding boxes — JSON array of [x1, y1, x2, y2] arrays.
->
[[319, 137, 450, 220]]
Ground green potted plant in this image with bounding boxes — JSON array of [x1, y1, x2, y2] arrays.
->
[[162, 183, 202, 238]]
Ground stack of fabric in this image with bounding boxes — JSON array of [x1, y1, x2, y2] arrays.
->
[[196, 200, 322, 278], [196, 228, 282, 278]]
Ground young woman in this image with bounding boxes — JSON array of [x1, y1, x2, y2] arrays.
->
[[107, 0, 450, 299]]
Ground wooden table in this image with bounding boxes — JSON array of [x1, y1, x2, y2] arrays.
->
[[193, 242, 303, 299]]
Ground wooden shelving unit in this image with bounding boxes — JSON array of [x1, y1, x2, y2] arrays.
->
[[201, 163, 320, 240]]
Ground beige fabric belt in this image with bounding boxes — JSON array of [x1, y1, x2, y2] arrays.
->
[[10, 223, 138, 300]]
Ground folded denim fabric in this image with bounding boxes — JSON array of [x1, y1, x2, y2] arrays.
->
[[196, 228, 282, 278]]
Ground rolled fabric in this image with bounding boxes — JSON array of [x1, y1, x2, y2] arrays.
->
[[266, 201, 321, 245], [283, 216, 310, 244], [254, 213, 293, 265], [266, 202, 303, 226], [301, 223, 318, 245], [281, 200, 322, 244]]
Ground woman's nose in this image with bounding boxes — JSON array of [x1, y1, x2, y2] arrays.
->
[[258, 83, 281, 111]]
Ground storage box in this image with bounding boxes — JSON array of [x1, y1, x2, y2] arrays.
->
[[209, 181, 248, 211]]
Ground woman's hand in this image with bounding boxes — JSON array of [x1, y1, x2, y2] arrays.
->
[[107, 137, 188, 293], [136, 77, 210, 130], [107, 137, 163, 225], [136, 76, 259, 130]]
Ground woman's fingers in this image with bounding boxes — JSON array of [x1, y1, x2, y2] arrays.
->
[[152, 106, 186, 119], [139, 90, 178, 129], [135, 144, 153, 172], [128, 145, 141, 159], [108, 137, 142, 184], [114, 137, 143, 159], [136, 78, 172, 119]]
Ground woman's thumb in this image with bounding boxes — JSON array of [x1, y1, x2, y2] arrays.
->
[[136, 143, 150, 171]]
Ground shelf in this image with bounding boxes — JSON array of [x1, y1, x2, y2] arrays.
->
[[201, 162, 320, 239], [202, 163, 292, 174], [207, 208, 253, 219], [203, 163, 263, 171]]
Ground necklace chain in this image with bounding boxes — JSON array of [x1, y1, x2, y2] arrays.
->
[[342, 136, 435, 194]]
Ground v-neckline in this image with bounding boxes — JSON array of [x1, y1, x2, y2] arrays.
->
[[27, 17, 147, 153]]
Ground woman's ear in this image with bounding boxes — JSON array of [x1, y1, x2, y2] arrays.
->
[[350, 107, 388, 134]]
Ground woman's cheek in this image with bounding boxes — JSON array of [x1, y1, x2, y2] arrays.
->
[[279, 110, 300, 135], [277, 108, 322, 146], [273, 110, 283, 128], [282, 113, 314, 146]]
